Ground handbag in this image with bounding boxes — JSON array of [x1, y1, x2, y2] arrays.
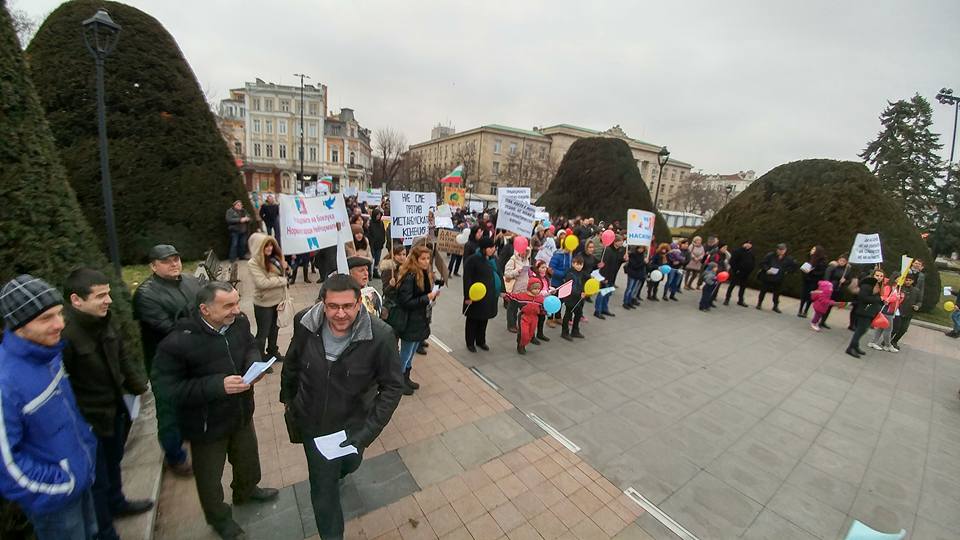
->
[[870, 311, 889, 329], [276, 288, 295, 328]]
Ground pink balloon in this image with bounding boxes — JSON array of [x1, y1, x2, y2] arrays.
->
[[513, 236, 529, 253], [601, 229, 615, 247], [548, 225, 556, 233], [717, 271, 730, 283]]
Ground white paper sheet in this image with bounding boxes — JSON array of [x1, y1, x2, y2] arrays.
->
[[590, 269, 604, 281], [800, 262, 812, 273], [242, 357, 277, 384], [313, 430, 358, 460], [122, 394, 141, 420], [945, 287, 953, 296]]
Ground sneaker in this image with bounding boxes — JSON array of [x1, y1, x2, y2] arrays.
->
[[868, 342, 883, 350], [885, 345, 899, 353], [810, 323, 820, 332]]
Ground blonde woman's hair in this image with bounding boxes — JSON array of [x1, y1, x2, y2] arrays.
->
[[396, 245, 432, 292]]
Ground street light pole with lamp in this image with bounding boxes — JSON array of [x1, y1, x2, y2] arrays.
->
[[932, 88, 959, 255], [83, 9, 122, 276], [653, 146, 670, 208], [724, 184, 734, 205], [293, 73, 310, 193]]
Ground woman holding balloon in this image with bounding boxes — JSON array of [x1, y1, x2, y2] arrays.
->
[[462, 237, 500, 352]]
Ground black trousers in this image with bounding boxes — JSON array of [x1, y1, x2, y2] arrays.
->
[[847, 315, 872, 351], [891, 316, 913, 346], [756, 281, 782, 308], [465, 318, 489, 347], [93, 405, 132, 540], [646, 281, 660, 299], [190, 422, 261, 526], [448, 254, 462, 275], [303, 440, 363, 539], [253, 304, 280, 360], [798, 281, 817, 314], [724, 275, 748, 304], [562, 301, 583, 335]]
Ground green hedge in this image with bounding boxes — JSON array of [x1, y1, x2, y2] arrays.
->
[[26, 0, 252, 263], [536, 137, 672, 243], [694, 159, 940, 310]]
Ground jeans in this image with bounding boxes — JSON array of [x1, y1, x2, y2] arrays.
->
[[228, 231, 247, 261], [952, 309, 960, 332], [623, 277, 642, 306], [190, 422, 261, 526], [399, 339, 419, 372], [594, 291, 611, 315], [665, 270, 682, 296], [93, 405, 132, 540], [30, 488, 97, 540], [302, 437, 364, 539], [371, 245, 384, 274], [699, 283, 717, 309], [253, 304, 280, 360]]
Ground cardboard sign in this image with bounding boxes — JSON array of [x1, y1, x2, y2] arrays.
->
[[627, 209, 655, 246], [436, 229, 464, 255], [497, 186, 530, 209], [849, 233, 883, 264], [279, 194, 350, 255], [444, 186, 466, 208], [390, 190, 437, 241], [497, 197, 537, 237], [358, 188, 382, 207]]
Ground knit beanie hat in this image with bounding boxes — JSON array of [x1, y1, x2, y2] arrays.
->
[[1, 274, 64, 330]]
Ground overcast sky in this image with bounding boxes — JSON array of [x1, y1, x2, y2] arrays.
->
[[18, 0, 960, 175]]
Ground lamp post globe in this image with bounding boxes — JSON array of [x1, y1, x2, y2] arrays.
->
[[654, 146, 670, 208]]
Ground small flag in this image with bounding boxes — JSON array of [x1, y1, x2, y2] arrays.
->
[[440, 165, 464, 184], [319, 176, 334, 192], [556, 280, 573, 299]]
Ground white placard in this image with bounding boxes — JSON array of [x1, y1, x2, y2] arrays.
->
[[390, 191, 437, 241], [279, 194, 350, 255], [497, 187, 531, 210], [627, 209, 655, 246], [435, 205, 454, 229], [849, 233, 883, 264], [343, 187, 359, 198], [497, 197, 537, 237], [468, 200, 484, 213], [358, 189, 382, 206]]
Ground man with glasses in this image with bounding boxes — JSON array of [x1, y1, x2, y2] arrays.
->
[[281, 274, 403, 540]]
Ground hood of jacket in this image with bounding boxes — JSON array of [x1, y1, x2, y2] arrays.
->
[[816, 280, 833, 296], [251, 234, 282, 274]]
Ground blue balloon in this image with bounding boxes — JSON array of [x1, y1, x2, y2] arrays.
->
[[544, 295, 562, 315], [660, 264, 671, 275]]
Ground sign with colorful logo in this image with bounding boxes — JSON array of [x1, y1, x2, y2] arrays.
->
[[627, 209, 655, 246], [444, 186, 466, 207], [279, 193, 349, 255]]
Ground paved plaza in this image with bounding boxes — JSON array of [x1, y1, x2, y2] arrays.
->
[[151, 267, 960, 540]]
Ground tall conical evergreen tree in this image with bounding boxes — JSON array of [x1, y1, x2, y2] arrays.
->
[[536, 137, 672, 243], [27, 0, 253, 263], [860, 94, 944, 230], [0, 0, 139, 532]]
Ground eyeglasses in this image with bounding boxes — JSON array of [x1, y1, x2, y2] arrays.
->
[[325, 301, 359, 313]]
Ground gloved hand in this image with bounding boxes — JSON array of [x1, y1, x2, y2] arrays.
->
[[339, 429, 372, 449]]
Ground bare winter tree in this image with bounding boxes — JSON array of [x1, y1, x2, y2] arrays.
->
[[10, 2, 38, 48], [672, 172, 725, 216], [503, 147, 558, 196], [373, 127, 407, 190]]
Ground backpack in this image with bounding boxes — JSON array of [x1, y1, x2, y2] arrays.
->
[[380, 284, 408, 334]]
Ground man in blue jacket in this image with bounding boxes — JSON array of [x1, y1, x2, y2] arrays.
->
[[0, 274, 98, 539]]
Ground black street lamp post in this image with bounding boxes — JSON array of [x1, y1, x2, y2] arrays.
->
[[83, 10, 122, 276], [724, 184, 734, 204], [933, 88, 959, 255], [293, 73, 310, 193], [654, 146, 670, 208]]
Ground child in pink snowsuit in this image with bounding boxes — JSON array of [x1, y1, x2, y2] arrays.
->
[[810, 280, 835, 331]]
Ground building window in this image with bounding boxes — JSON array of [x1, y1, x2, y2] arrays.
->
[[308, 122, 317, 137], [233, 142, 241, 155], [309, 146, 317, 162], [539, 146, 546, 159], [494, 139, 502, 154], [251, 98, 261, 111], [308, 102, 319, 116], [489, 182, 498, 195], [492, 161, 500, 175], [265, 144, 273, 158], [264, 99, 274, 112], [332, 149, 339, 163], [253, 143, 261, 157], [266, 120, 273, 134], [279, 144, 287, 159], [252, 119, 261, 133], [509, 142, 518, 155], [349, 151, 356, 166], [279, 120, 287, 134], [280, 99, 290, 112]]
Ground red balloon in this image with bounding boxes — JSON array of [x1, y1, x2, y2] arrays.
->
[[717, 271, 730, 283], [513, 236, 529, 253], [548, 225, 556, 233], [601, 229, 615, 247], [565, 228, 574, 236]]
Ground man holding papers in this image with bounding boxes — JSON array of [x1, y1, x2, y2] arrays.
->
[[281, 274, 403, 540], [152, 282, 277, 540]]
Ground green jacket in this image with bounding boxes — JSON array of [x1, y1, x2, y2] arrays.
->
[[62, 306, 149, 437]]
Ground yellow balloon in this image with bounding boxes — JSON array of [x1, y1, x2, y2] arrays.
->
[[584, 278, 600, 296], [564, 235, 579, 252], [469, 282, 487, 302], [945, 301, 957, 312]]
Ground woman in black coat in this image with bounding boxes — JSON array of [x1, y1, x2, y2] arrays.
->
[[846, 268, 884, 358], [797, 245, 828, 318], [462, 237, 500, 352], [368, 208, 387, 277], [395, 245, 440, 394]]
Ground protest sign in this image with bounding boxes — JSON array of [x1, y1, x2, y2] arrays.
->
[[358, 188, 382, 206], [497, 187, 530, 209], [279, 193, 349, 255], [627, 209, 655, 246], [434, 204, 454, 229], [497, 197, 537, 237], [343, 187, 359, 198], [444, 186, 466, 207], [534, 211, 550, 227], [468, 200, 484, 213], [390, 190, 437, 242], [849, 233, 883, 264], [436, 229, 464, 255]]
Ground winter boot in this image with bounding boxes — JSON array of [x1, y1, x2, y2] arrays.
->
[[404, 368, 419, 391]]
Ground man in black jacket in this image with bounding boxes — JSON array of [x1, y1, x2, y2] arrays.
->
[[281, 274, 403, 539], [132, 244, 199, 475], [153, 282, 278, 540], [259, 194, 280, 238], [62, 269, 153, 540], [724, 240, 755, 307], [756, 243, 796, 313]]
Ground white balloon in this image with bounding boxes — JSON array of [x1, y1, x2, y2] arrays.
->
[[649, 270, 663, 282], [455, 232, 469, 245]]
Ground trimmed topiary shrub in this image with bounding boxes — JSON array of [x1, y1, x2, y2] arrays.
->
[[0, 2, 140, 535], [26, 0, 252, 263], [536, 137, 672, 243], [694, 159, 940, 310]]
